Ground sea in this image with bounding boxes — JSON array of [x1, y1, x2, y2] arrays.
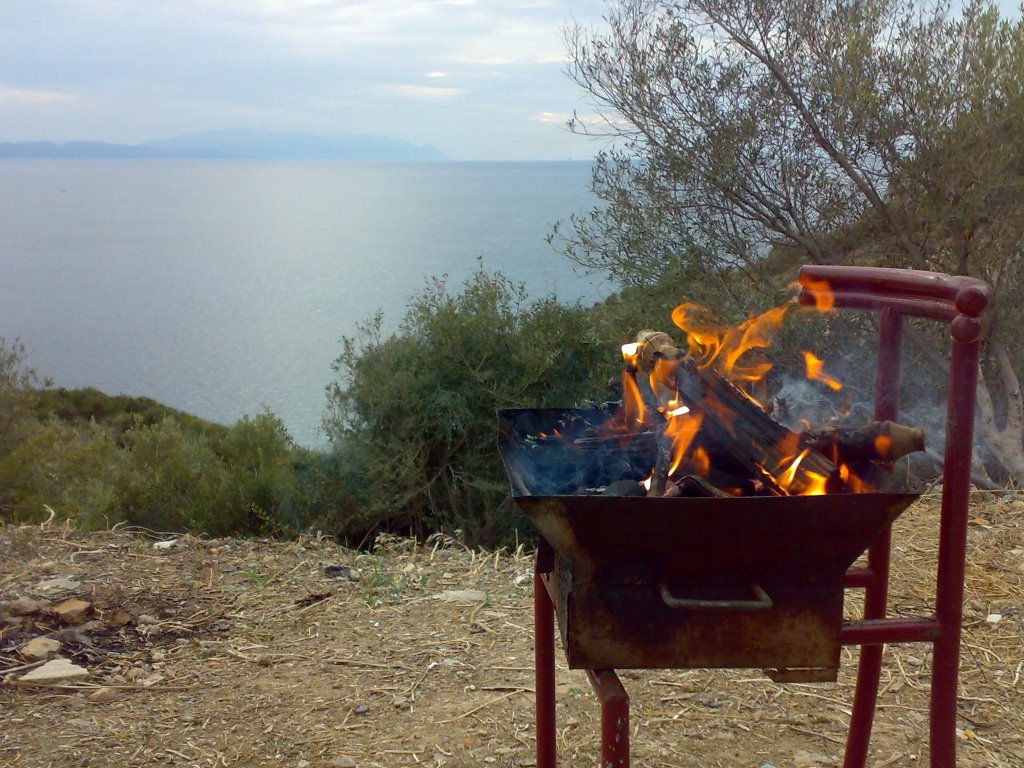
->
[[0, 160, 609, 448]]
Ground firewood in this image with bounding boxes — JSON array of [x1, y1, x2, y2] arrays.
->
[[803, 421, 925, 463], [631, 330, 839, 495]]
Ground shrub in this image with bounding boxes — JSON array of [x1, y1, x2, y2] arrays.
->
[[0, 418, 126, 525], [324, 269, 614, 546]]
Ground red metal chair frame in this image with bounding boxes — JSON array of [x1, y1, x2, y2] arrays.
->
[[532, 265, 992, 768]]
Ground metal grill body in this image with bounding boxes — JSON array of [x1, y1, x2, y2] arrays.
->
[[506, 266, 991, 768]]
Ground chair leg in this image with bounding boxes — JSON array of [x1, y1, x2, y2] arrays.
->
[[844, 528, 892, 768]]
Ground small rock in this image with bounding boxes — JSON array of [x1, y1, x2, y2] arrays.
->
[[332, 759, 357, 768], [433, 589, 487, 604], [794, 750, 832, 766], [353, 704, 369, 715], [88, 687, 120, 703], [53, 599, 92, 625], [695, 693, 723, 709], [137, 613, 159, 625], [296, 761, 311, 768], [0, 597, 44, 617], [35, 576, 81, 592], [18, 657, 90, 685], [986, 613, 1003, 624], [324, 565, 358, 580], [20, 637, 61, 660], [152, 538, 179, 550], [103, 608, 133, 628]]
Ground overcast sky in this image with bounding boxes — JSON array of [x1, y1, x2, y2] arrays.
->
[[2, 1, 1021, 161], [0, 0, 610, 161]]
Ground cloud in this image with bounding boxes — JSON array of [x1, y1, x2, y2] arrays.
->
[[386, 84, 466, 100], [530, 111, 613, 126], [0, 85, 80, 108]]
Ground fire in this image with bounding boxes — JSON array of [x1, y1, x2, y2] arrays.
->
[[874, 434, 893, 460], [611, 287, 876, 498], [773, 448, 829, 496], [801, 277, 835, 312], [666, 410, 704, 476], [802, 351, 843, 391], [621, 372, 647, 428], [672, 302, 792, 385]]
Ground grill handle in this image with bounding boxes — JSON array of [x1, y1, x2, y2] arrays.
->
[[658, 582, 773, 612]]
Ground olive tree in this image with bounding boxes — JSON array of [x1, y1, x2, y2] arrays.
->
[[559, 0, 1024, 479]]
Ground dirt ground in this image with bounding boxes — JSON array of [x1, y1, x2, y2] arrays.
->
[[2, 490, 1023, 768]]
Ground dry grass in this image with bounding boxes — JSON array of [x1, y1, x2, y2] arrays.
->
[[1, 490, 1023, 767]]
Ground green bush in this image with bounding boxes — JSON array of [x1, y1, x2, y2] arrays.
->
[[0, 418, 126, 525], [0, 337, 40, 463], [116, 416, 228, 532], [324, 269, 614, 546]]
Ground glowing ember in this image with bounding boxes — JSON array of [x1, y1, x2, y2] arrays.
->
[[665, 403, 690, 418]]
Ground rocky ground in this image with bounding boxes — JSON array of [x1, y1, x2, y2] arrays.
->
[[2, 490, 1023, 768]]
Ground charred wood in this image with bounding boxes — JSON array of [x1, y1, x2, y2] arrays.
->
[[632, 331, 839, 495]]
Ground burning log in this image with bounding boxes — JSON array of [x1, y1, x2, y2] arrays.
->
[[629, 330, 839, 496], [803, 421, 925, 463]]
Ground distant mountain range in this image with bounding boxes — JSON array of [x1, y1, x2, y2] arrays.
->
[[0, 130, 449, 161]]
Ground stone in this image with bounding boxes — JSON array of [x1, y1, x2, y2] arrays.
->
[[332, 759, 357, 768], [18, 657, 90, 685], [152, 539, 179, 550], [88, 687, 120, 703], [35, 576, 81, 592], [20, 637, 61, 661], [794, 751, 833, 767], [53, 599, 92, 624], [0, 597, 44, 617]]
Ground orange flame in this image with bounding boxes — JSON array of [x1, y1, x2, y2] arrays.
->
[[840, 463, 875, 493], [666, 411, 704, 475], [672, 302, 791, 386], [801, 277, 835, 312], [691, 446, 711, 476], [874, 434, 892, 460], [621, 371, 647, 429], [776, 449, 829, 496], [802, 351, 844, 391]]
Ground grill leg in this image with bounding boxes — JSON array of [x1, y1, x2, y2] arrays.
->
[[535, 572, 557, 768], [587, 669, 629, 768]]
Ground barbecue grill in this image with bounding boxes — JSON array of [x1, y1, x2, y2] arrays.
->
[[499, 265, 991, 768]]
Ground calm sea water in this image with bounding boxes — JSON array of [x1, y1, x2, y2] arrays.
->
[[0, 160, 607, 447]]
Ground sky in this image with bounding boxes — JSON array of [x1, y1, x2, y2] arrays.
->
[[0, 0, 611, 161], [2, 1, 1022, 162]]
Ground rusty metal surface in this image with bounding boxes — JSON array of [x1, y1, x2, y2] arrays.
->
[[500, 407, 919, 675], [528, 492, 916, 674]]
